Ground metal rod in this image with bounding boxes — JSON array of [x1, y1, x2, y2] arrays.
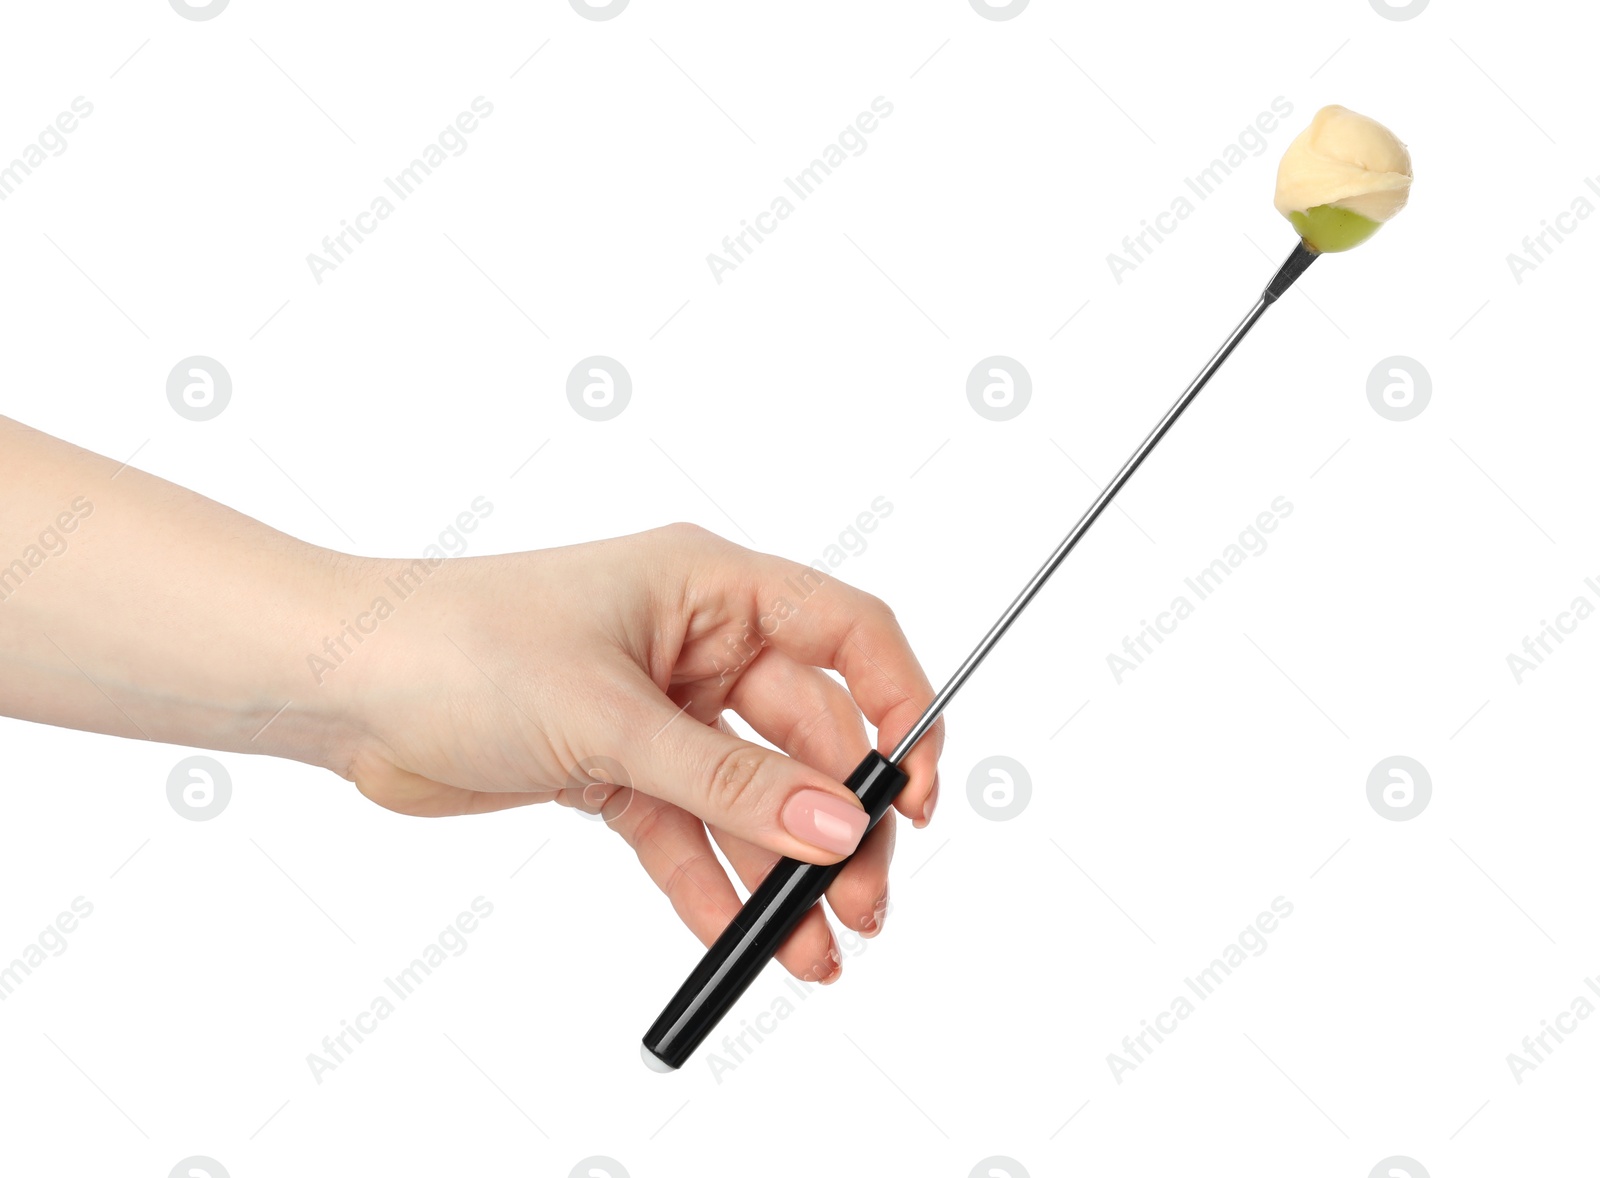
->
[[889, 247, 1312, 765]]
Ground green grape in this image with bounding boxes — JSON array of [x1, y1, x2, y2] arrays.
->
[[1287, 204, 1382, 253]]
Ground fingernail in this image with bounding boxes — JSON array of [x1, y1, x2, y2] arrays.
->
[[817, 944, 842, 985], [862, 890, 889, 938], [917, 774, 940, 828], [782, 789, 869, 855]]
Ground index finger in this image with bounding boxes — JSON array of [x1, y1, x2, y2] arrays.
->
[[738, 553, 944, 824]]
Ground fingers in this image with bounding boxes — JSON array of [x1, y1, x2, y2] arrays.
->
[[576, 774, 845, 984], [556, 762, 841, 983], [606, 663, 871, 866], [564, 706, 845, 983], [706, 815, 891, 985], [719, 665, 895, 941], [722, 648, 870, 780], [732, 551, 945, 826], [595, 788, 750, 952], [830, 808, 894, 939], [709, 827, 842, 983]]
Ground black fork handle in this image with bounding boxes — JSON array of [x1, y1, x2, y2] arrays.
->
[[641, 751, 906, 1071]]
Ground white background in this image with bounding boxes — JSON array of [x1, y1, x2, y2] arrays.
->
[[1, 1, 1596, 1175]]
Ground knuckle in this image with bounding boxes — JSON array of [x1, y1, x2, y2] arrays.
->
[[659, 521, 717, 549], [705, 743, 767, 818], [599, 785, 636, 826], [784, 702, 830, 756], [862, 591, 896, 625], [844, 591, 899, 644], [660, 849, 716, 910], [626, 797, 673, 851]]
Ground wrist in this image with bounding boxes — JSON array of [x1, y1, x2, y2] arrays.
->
[[265, 547, 399, 779], [288, 549, 492, 780]]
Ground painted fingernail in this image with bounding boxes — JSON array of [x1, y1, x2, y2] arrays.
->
[[782, 790, 869, 855]]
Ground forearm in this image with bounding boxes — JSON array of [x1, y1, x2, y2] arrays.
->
[[0, 416, 362, 772]]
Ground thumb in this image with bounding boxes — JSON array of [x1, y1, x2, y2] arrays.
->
[[610, 683, 871, 865]]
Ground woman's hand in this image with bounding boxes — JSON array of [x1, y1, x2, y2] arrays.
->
[[335, 523, 944, 984], [0, 417, 941, 986]]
